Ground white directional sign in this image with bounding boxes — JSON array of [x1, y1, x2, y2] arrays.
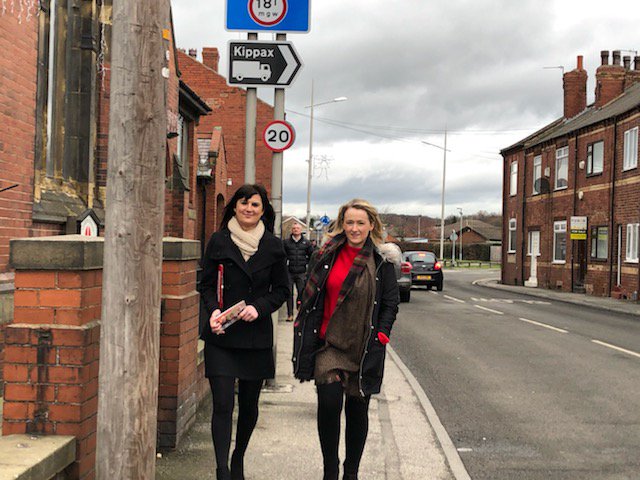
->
[[227, 40, 303, 88], [263, 120, 295, 152]]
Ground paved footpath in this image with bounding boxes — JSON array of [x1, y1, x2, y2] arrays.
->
[[156, 319, 461, 480]]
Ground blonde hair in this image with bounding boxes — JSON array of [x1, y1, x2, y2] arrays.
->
[[326, 198, 384, 246]]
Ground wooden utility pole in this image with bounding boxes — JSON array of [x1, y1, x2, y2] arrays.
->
[[96, 0, 169, 478]]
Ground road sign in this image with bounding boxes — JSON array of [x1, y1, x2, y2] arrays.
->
[[226, 0, 311, 33], [570, 216, 587, 240], [319, 215, 330, 225], [263, 120, 295, 152], [227, 41, 303, 88], [449, 230, 458, 242], [314, 220, 324, 231]]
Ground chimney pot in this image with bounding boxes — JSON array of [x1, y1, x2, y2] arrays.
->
[[600, 50, 609, 66], [577, 55, 583, 70], [623, 56, 631, 70], [188, 48, 197, 58], [635, 56, 640, 71], [612, 50, 621, 66]]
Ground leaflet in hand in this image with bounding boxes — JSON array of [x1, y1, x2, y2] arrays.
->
[[213, 300, 247, 331]]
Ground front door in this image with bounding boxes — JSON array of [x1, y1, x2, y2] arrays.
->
[[525, 231, 540, 287]]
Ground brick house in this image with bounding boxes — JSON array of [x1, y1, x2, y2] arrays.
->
[[177, 48, 276, 228], [501, 50, 640, 298]]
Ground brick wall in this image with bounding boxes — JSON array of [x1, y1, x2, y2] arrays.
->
[[0, 12, 38, 274]]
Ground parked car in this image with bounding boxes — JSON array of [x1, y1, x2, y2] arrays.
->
[[383, 243, 412, 302], [404, 251, 443, 291]]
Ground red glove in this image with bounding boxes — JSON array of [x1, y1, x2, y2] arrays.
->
[[377, 332, 390, 345]]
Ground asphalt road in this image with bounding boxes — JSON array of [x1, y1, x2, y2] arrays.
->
[[392, 269, 640, 480]]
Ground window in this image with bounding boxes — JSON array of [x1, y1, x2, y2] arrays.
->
[[623, 127, 638, 171], [510, 161, 518, 196], [553, 221, 567, 263], [555, 147, 568, 189], [532, 155, 542, 194], [508, 219, 517, 253], [626, 223, 639, 262], [527, 230, 540, 256], [590, 226, 608, 260], [587, 141, 604, 175]]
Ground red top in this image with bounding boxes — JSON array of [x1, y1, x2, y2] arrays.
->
[[320, 244, 361, 339]]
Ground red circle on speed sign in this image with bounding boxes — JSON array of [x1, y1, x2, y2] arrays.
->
[[263, 121, 295, 152], [247, 0, 288, 27]]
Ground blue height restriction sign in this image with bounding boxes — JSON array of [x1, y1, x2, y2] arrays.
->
[[226, 0, 311, 33]]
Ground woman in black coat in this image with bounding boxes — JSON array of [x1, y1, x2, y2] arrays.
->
[[292, 199, 399, 480], [200, 184, 290, 480]]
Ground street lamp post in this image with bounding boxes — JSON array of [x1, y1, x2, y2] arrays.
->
[[305, 79, 347, 237]]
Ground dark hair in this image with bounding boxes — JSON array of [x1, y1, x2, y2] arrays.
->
[[220, 184, 275, 232]]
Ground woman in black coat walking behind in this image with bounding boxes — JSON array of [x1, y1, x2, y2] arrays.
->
[[200, 184, 290, 480], [293, 198, 399, 480]]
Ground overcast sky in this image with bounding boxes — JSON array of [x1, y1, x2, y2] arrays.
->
[[172, 0, 639, 220]]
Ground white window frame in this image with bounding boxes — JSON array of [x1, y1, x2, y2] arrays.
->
[[590, 226, 608, 260], [510, 161, 518, 196], [555, 147, 568, 190], [553, 220, 567, 264], [508, 218, 517, 253], [626, 223, 639, 263], [623, 127, 638, 171], [532, 155, 542, 195], [586, 141, 604, 175]]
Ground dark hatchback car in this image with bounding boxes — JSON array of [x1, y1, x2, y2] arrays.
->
[[404, 251, 443, 291]]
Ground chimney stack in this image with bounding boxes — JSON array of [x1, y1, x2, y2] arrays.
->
[[202, 47, 219, 72], [563, 55, 587, 119], [595, 50, 626, 108], [188, 48, 197, 58], [623, 56, 631, 70], [625, 55, 640, 89]]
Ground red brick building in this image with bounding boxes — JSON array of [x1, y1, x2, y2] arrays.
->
[[501, 50, 640, 299], [177, 47, 275, 194]]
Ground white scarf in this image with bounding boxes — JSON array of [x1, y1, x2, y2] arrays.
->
[[228, 217, 265, 261]]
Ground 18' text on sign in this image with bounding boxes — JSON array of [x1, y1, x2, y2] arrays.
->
[[263, 121, 295, 152], [249, 0, 288, 26]]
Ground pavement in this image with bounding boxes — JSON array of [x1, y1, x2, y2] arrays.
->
[[155, 318, 461, 480], [473, 277, 640, 318]]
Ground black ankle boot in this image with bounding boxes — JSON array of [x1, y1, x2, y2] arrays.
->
[[230, 451, 244, 480], [216, 467, 231, 480]]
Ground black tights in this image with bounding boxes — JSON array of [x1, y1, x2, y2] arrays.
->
[[209, 376, 263, 473], [317, 382, 371, 478]]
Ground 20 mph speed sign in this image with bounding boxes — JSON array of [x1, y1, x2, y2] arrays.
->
[[263, 121, 295, 152]]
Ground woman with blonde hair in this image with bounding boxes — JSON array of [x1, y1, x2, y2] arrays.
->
[[293, 199, 399, 480]]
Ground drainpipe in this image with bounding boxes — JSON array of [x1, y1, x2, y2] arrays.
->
[[608, 118, 618, 295], [571, 135, 578, 292], [200, 182, 207, 259], [520, 152, 528, 285]]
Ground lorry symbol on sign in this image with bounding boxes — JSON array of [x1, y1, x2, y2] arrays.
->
[[233, 61, 272, 82]]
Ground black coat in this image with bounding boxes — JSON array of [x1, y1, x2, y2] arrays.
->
[[283, 234, 314, 274], [292, 245, 399, 396], [199, 228, 290, 349]]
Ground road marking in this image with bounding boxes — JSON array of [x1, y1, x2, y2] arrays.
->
[[444, 295, 466, 304], [474, 305, 504, 315], [518, 317, 568, 333], [429, 290, 439, 295], [591, 340, 640, 359]]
